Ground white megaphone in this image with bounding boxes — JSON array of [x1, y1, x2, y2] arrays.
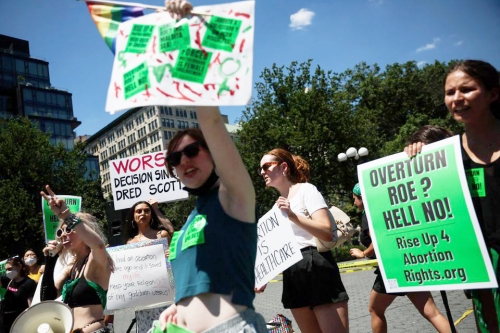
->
[[10, 300, 73, 333]]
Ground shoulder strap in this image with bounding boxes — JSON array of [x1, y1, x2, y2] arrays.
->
[[298, 184, 311, 219]]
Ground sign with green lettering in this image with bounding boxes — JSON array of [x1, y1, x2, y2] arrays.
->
[[357, 135, 497, 292], [42, 195, 82, 243]]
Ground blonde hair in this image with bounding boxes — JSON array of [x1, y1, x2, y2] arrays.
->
[[59, 212, 115, 271]]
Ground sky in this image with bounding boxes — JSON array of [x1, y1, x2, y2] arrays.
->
[[1, 0, 499, 136]]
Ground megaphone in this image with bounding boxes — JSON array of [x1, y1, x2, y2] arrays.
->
[[10, 300, 73, 333]]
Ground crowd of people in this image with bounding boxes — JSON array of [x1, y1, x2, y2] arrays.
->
[[0, 2, 498, 331]]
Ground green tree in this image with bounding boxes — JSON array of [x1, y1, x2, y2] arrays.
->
[[237, 60, 464, 217], [0, 117, 106, 258]]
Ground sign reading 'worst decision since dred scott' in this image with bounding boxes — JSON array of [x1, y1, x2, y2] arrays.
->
[[358, 135, 497, 293], [109, 151, 188, 210]]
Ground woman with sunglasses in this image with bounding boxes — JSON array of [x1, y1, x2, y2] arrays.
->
[[157, 106, 266, 333], [40, 185, 114, 333], [256, 148, 349, 333], [0, 256, 37, 332]]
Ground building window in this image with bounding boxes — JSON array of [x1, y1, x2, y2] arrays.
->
[[137, 126, 147, 138], [129, 145, 138, 155]]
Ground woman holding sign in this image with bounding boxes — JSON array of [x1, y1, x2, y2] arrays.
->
[[407, 60, 500, 332], [158, 106, 266, 332], [350, 181, 451, 333], [257, 149, 349, 333], [125, 198, 174, 244], [41, 185, 114, 333]]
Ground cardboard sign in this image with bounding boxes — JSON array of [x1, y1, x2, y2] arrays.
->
[[358, 136, 497, 292], [106, 1, 255, 113], [254, 206, 302, 288], [109, 150, 188, 210], [42, 196, 82, 242], [106, 238, 174, 311]]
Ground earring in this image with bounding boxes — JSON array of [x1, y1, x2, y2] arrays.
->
[[283, 172, 286, 177], [131, 220, 136, 229]]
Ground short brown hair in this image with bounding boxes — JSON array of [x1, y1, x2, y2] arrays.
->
[[265, 148, 311, 183]]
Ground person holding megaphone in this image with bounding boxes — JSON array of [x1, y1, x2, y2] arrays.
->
[[40, 185, 114, 333]]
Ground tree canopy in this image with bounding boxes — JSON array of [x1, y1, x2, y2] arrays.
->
[[236, 60, 463, 222], [0, 117, 107, 258]]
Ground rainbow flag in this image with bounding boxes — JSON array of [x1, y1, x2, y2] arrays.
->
[[86, 1, 144, 54]]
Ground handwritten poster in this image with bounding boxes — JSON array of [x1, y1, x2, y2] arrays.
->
[[106, 1, 255, 114], [106, 238, 174, 311], [254, 206, 302, 288], [41, 196, 82, 243], [358, 136, 497, 292], [109, 150, 188, 210]]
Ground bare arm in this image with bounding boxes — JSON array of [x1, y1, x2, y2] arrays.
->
[[148, 198, 174, 234], [197, 106, 255, 223], [286, 204, 332, 241]]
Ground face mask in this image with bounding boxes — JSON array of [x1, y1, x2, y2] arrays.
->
[[6, 270, 18, 280], [25, 257, 37, 266]]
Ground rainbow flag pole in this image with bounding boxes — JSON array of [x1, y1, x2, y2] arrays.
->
[[81, 0, 164, 11]]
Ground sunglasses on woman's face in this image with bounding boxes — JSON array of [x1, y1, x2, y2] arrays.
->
[[258, 161, 280, 175], [56, 226, 74, 238], [166, 142, 201, 167]]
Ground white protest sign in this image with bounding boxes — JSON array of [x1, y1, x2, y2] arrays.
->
[[254, 206, 303, 288], [110, 150, 188, 210], [106, 238, 175, 311], [106, 1, 255, 114]]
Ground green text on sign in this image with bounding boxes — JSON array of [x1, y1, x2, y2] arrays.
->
[[159, 23, 191, 52], [125, 24, 155, 54], [123, 62, 150, 99], [172, 48, 212, 84], [202, 16, 242, 52]]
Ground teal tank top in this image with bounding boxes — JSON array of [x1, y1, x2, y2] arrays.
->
[[169, 187, 257, 308]]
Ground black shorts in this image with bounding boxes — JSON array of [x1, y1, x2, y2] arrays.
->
[[372, 268, 406, 296], [282, 246, 349, 309]]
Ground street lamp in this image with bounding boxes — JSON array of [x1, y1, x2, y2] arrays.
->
[[338, 147, 369, 162]]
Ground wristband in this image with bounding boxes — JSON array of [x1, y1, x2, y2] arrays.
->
[[64, 213, 82, 229], [57, 207, 70, 219]]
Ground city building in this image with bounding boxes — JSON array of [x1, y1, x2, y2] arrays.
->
[[84, 105, 240, 198], [0, 34, 100, 179]]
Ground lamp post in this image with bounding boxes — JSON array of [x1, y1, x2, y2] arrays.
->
[[337, 147, 369, 163]]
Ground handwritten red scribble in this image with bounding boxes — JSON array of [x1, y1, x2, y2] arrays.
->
[[156, 58, 163, 63], [151, 35, 157, 54], [228, 10, 233, 15], [209, 53, 221, 69], [156, 83, 195, 102], [204, 83, 216, 90], [143, 84, 154, 98], [235, 12, 250, 18], [183, 83, 202, 97], [236, 84, 240, 90], [195, 30, 208, 57], [239, 39, 246, 53], [114, 82, 122, 98], [236, 77, 240, 81], [119, 30, 125, 37], [168, 53, 174, 60], [230, 90, 235, 96]]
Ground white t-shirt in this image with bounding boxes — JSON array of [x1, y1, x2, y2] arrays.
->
[[288, 182, 328, 248]]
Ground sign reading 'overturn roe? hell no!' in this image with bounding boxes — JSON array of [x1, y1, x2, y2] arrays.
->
[[109, 150, 188, 210], [358, 136, 497, 293]]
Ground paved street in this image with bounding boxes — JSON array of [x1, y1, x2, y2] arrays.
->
[[114, 262, 476, 333]]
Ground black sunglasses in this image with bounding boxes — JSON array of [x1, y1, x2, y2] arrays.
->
[[56, 225, 74, 238], [166, 142, 201, 167], [258, 161, 280, 175]]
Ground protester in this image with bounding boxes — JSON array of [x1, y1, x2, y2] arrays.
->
[[121, 199, 173, 333], [157, 105, 266, 332], [40, 185, 114, 333], [256, 148, 349, 333], [0, 256, 36, 332], [406, 60, 500, 332], [350, 179, 451, 333], [124, 198, 174, 244], [23, 249, 44, 283]]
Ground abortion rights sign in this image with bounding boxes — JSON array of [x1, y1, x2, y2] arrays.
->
[[106, 238, 174, 311], [106, 1, 255, 114], [358, 135, 497, 292], [254, 206, 302, 288], [109, 150, 188, 210], [42, 195, 82, 243]]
